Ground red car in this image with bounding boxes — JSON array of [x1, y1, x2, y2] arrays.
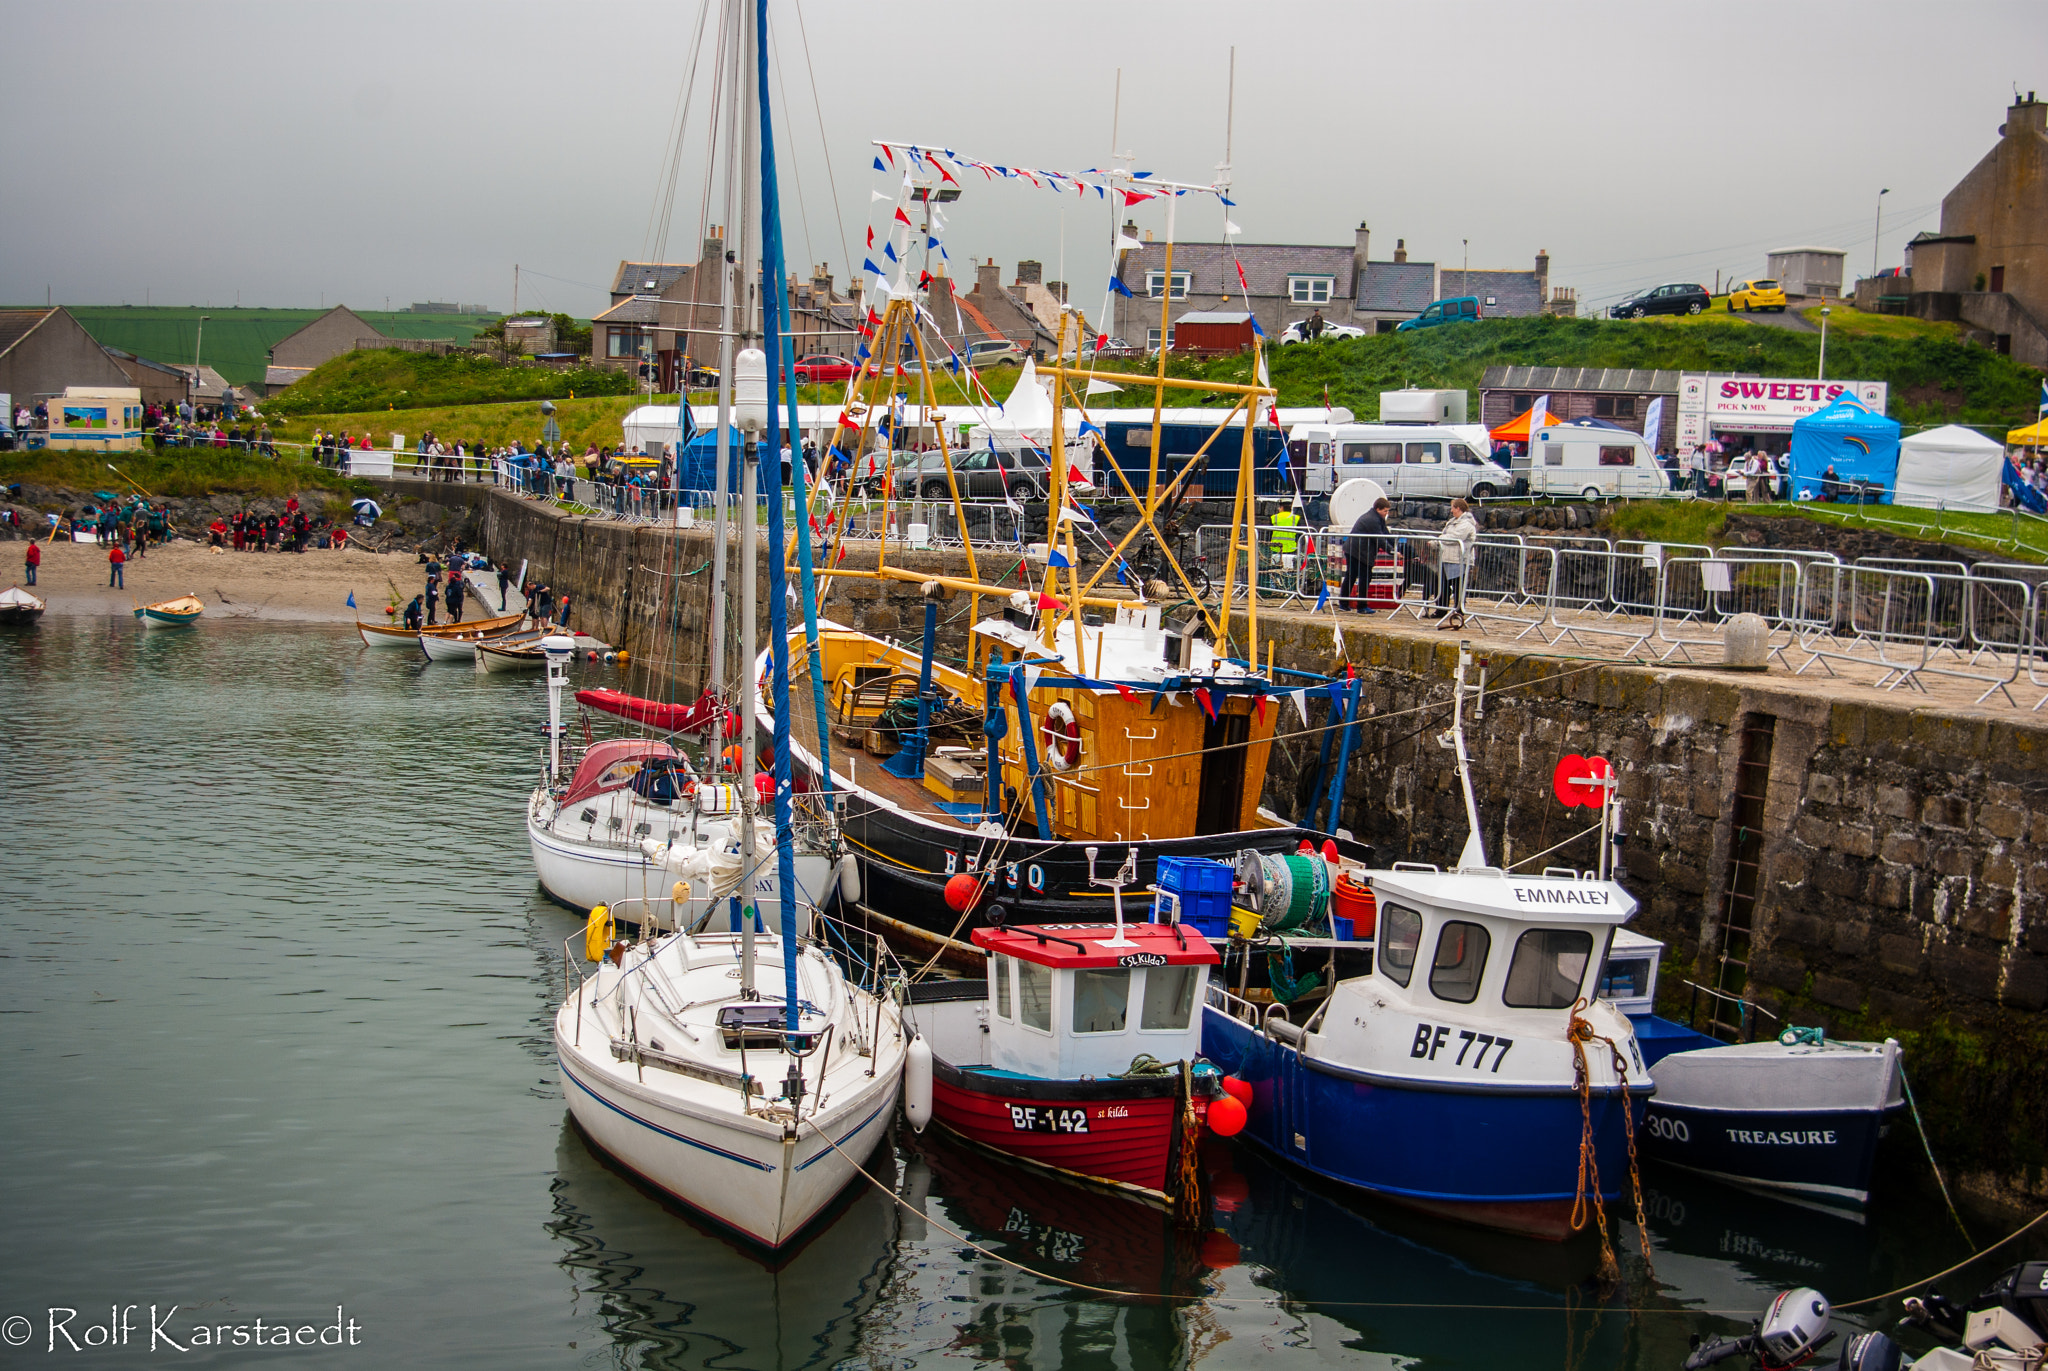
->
[[792, 354, 856, 385]]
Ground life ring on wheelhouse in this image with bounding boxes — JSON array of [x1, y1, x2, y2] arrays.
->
[[1041, 701, 1081, 770]]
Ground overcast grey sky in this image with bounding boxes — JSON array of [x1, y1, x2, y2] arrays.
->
[[4, 0, 2043, 319]]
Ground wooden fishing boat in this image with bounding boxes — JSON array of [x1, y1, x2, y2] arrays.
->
[[903, 918, 1230, 1214], [478, 630, 605, 673], [419, 624, 544, 663], [356, 608, 524, 649], [0, 585, 45, 626], [134, 595, 204, 627]]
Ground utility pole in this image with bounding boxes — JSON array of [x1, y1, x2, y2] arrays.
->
[[1817, 307, 1831, 381], [513, 265, 520, 316], [1462, 239, 1469, 296], [1872, 188, 1891, 280], [194, 315, 211, 410]]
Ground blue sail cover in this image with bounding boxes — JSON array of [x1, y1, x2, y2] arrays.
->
[[1789, 394, 1901, 502], [679, 427, 743, 494]]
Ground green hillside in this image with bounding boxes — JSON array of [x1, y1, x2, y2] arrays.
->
[[260, 348, 636, 416], [1090, 313, 2042, 433], [50, 307, 499, 386]]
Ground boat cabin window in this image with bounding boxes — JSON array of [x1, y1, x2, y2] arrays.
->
[[1017, 958, 1053, 1033], [1377, 903, 1423, 987], [1599, 955, 1651, 1001], [1428, 921, 1491, 1005], [1139, 965, 1198, 1031], [1503, 928, 1596, 1009], [1071, 968, 1129, 1034], [991, 952, 1013, 1020]]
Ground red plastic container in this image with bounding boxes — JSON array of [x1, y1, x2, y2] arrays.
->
[[1332, 873, 1376, 939]]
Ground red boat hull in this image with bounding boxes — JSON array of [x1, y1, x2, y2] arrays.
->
[[929, 1059, 1211, 1203]]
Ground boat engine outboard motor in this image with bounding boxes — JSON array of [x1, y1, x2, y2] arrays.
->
[[1685, 1288, 1836, 1371]]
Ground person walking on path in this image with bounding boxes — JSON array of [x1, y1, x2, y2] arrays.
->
[[1341, 496, 1391, 612], [1432, 497, 1479, 627], [25, 539, 39, 586], [107, 543, 126, 589]]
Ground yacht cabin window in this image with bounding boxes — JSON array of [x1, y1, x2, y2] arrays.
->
[[1377, 903, 1423, 987], [1598, 955, 1650, 1001], [1503, 928, 1596, 1009], [1139, 965, 1198, 1031], [1072, 968, 1130, 1034], [1428, 921, 1491, 1004], [1017, 958, 1053, 1032], [992, 952, 1013, 1020]]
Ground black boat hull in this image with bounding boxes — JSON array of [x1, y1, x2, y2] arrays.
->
[[1640, 1100, 1893, 1206]]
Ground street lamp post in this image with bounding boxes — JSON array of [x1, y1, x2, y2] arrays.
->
[[1817, 307, 1831, 381], [193, 315, 210, 413], [1872, 188, 1890, 281]]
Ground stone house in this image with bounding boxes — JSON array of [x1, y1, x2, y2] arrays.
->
[[0, 307, 133, 409], [1854, 92, 2048, 366], [264, 305, 390, 395]]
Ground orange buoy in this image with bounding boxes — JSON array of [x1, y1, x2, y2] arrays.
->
[[1206, 1093, 1247, 1137], [943, 873, 981, 912], [1220, 1075, 1253, 1106]]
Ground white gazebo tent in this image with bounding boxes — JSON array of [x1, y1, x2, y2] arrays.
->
[[1893, 424, 2005, 513]]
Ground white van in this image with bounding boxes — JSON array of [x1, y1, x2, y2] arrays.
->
[[1514, 424, 1668, 501], [1288, 423, 1508, 501]]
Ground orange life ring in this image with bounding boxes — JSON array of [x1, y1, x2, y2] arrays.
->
[[1041, 702, 1080, 770]]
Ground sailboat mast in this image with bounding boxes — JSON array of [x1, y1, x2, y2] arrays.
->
[[709, 0, 742, 699], [738, 0, 761, 1001]]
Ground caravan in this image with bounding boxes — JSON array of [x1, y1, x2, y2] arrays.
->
[[1512, 421, 1668, 500], [1288, 422, 1506, 503]]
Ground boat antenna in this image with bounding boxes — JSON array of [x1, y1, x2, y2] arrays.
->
[[1085, 845, 1141, 948], [1439, 640, 1488, 870]]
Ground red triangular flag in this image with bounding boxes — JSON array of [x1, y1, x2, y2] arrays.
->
[[882, 146, 895, 166], [1234, 259, 1250, 293], [939, 165, 957, 184], [894, 208, 912, 226], [1069, 465, 1087, 485], [1193, 688, 1217, 721], [1036, 593, 1064, 611], [1113, 682, 1136, 703], [1254, 696, 1267, 723], [1094, 333, 1107, 350], [866, 226, 874, 248]]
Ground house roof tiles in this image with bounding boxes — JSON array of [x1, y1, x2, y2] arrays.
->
[[1481, 366, 1682, 394]]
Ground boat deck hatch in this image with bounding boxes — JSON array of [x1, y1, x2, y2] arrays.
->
[[716, 1003, 820, 1050]]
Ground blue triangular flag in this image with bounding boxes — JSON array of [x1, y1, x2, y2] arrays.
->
[[1249, 317, 1265, 338], [1048, 549, 1071, 568], [1078, 421, 1102, 438], [1221, 195, 1236, 206], [1315, 583, 1330, 613], [863, 257, 883, 276], [884, 242, 898, 262], [927, 236, 940, 250], [855, 343, 870, 361], [1108, 275, 1135, 298], [873, 156, 885, 172], [346, 591, 356, 608]]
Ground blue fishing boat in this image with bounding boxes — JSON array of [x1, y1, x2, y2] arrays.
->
[[134, 595, 204, 627], [1201, 642, 1651, 1241]]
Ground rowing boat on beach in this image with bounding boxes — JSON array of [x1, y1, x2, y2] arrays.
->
[[134, 595, 204, 627], [356, 609, 525, 649], [0, 586, 46, 626]]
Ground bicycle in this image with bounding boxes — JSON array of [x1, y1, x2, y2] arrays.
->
[[1126, 518, 1214, 602]]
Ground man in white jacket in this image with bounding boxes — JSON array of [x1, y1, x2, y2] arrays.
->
[[1432, 498, 1480, 627]]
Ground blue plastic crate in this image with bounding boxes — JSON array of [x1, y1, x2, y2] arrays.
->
[[1153, 856, 1234, 934]]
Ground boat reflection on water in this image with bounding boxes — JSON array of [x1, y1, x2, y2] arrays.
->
[[547, 1117, 899, 1369]]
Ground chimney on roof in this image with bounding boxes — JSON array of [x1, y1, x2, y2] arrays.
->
[[1143, 229, 1154, 243], [2006, 91, 2046, 137], [1354, 221, 1370, 276], [1394, 239, 1407, 265], [1015, 260, 1043, 286], [1535, 248, 1550, 299], [703, 227, 724, 258], [813, 264, 833, 298], [1048, 281, 1067, 303], [976, 259, 1000, 296]]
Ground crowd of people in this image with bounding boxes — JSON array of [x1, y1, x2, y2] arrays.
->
[[203, 497, 346, 553]]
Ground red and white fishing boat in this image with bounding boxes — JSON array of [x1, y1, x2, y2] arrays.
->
[[902, 897, 1239, 1214]]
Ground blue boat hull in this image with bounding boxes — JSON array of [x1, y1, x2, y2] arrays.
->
[[1203, 1006, 1642, 1241]]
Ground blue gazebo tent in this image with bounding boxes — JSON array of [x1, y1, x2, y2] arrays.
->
[[1789, 393, 1900, 502], [678, 426, 743, 494]]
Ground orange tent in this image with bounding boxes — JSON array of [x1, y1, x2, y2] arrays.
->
[[1489, 407, 1561, 443]]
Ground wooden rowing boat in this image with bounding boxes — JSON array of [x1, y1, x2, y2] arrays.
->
[[0, 585, 46, 626], [134, 595, 204, 627], [477, 630, 606, 674], [357, 609, 525, 649]]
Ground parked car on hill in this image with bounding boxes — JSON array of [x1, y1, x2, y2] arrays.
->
[[1608, 283, 1711, 318], [1280, 320, 1366, 344], [1727, 279, 1788, 312], [965, 339, 1028, 367], [1394, 296, 1482, 332], [792, 354, 856, 384]]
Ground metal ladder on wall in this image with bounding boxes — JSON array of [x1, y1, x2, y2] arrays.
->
[[1707, 714, 1777, 1042]]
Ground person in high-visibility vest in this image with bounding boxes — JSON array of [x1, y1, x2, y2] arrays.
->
[[1271, 506, 1303, 559]]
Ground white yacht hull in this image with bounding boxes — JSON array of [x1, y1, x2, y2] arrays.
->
[[555, 1024, 899, 1247], [418, 632, 481, 662], [528, 791, 833, 924]]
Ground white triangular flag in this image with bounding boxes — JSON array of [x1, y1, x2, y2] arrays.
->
[[1256, 353, 1271, 390], [1086, 378, 1122, 394], [1115, 233, 1142, 253], [1224, 220, 1243, 236], [1023, 664, 1042, 694], [1289, 689, 1309, 727], [871, 189, 891, 203]]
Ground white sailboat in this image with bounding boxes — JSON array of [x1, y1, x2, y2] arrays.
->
[[554, 0, 902, 1250]]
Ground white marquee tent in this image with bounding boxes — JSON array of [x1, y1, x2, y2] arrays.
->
[[1893, 424, 2004, 513]]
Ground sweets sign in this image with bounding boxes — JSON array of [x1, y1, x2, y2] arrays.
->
[[1676, 373, 1888, 447]]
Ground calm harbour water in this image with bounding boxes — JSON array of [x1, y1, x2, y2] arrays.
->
[[1, 619, 2030, 1369]]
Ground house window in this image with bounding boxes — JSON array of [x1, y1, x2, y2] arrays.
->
[[1145, 270, 1190, 300], [1288, 275, 1334, 305], [606, 327, 645, 359], [1145, 326, 1177, 351]]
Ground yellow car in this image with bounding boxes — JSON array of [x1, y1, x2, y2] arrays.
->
[[1728, 279, 1787, 313]]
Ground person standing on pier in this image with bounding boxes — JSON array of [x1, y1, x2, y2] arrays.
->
[[445, 574, 465, 624], [24, 538, 39, 586], [1342, 496, 1391, 613], [1432, 497, 1478, 627]]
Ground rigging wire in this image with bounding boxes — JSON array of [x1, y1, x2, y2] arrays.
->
[[793, 0, 853, 314], [648, 0, 716, 269], [765, 19, 814, 279]]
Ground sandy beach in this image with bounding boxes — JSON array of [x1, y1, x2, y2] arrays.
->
[[11, 535, 480, 623]]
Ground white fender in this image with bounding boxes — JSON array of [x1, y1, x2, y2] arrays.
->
[[904, 1036, 933, 1134], [837, 853, 861, 904]]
